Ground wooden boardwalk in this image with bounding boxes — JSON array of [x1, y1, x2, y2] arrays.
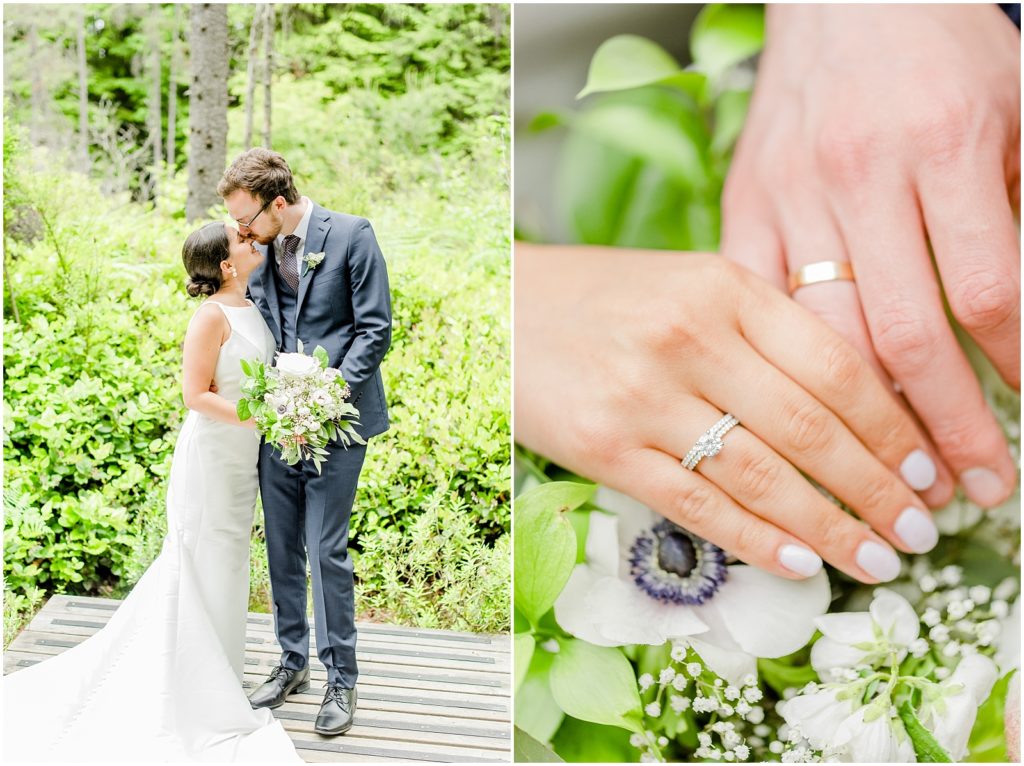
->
[[4, 595, 511, 763]]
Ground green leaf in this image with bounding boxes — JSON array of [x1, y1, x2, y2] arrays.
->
[[240, 358, 253, 377], [549, 639, 644, 732], [236, 399, 251, 422], [528, 112, 565, 133], [515, 632, 536, 692], [513, 481, 591, 625], [898, 701, 953, 762], [573, 103, 709, 189], [758, 657, 820, 696], [514, 726, 565, 763], [711, 88, 751, 157], [578, 34, 704, 100], [690, 3, 765, 80], [550, 716, 636, 762], [566, 509, 590, 564], [517, 645, 565, 743], [967, 671, 1013, 762], [313, 345, 330, 369]]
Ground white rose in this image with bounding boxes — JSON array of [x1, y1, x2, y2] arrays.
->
[[275, 352, 319, 377]]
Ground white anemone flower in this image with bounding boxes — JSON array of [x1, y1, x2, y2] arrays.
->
[[918, 653, 998, 761], [830, 703, 916, 762], [778, 687, 855, 751], [811, 588, 919, 681], [553, 488, 830, 685]]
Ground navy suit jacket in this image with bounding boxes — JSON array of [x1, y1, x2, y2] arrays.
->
[[248, 204, 392, 440]]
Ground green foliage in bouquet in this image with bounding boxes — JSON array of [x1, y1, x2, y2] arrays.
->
[[236, 343, 364, 475]]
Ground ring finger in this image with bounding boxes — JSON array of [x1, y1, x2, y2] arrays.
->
[[650, 397, 904, 584]]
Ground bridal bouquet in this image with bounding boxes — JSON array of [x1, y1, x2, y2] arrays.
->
[[237, 342, 364, 473]]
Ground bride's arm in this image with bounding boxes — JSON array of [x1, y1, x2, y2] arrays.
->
[[182, 303, 255, 428]]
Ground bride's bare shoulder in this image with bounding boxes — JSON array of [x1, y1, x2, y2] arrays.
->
[[185, 300, 230, 346]]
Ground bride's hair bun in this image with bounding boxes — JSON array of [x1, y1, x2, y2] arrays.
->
[[186, 277, 219, 298], [182, 222, 230, 298]]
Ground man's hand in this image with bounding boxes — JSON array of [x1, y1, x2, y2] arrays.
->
[[722, 4, 1020, 508]]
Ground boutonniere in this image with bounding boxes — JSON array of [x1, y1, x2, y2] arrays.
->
[[302, 251, 325, 276]]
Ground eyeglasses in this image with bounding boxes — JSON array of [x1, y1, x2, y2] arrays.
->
[[236, 199, 271, 229]]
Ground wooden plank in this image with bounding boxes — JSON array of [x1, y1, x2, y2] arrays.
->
[[5, 595, 511, 763], [51, 599, 510, 653], [56, 596, 504, 644]]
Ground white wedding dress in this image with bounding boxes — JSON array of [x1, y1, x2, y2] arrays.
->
[[3, 300, 302, 763]]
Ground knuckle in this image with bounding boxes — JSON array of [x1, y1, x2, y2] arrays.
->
[[815, 121, 878, 184], [732, 516, 767, 559], [671, 483, 716, 529], [815, 510, 860, 557], [927, 415, 1000, 464], [820, 338, 864, 397], [571, 413, 620, 468], [734, 451, 783, 504], [871, 303, 941, 374], [784, 399, 835, 456], [948, 270, 1019, 334], [856, 473, 895, 516], [910, 93, 975, 167]]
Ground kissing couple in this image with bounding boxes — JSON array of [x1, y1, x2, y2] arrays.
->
[[3, 148, 393, 762]]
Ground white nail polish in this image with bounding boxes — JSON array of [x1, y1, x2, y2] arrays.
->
[[893, 506, 939, 553], [779, 544, 823, 577], [900, 449, 937, 491], [855, 541, 901, 582]]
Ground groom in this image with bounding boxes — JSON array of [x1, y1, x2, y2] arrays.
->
[[218, 148, 391, 735]]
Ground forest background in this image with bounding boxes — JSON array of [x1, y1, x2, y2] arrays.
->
[[2, 2, 511, 643]]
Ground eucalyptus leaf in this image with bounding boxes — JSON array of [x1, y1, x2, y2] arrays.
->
[[514, 726, 564, 763], [529, 112, 565, 133], [690, 3, 765, 80], [514, 481, 591, 626], [898, 701, 953, 763], [515, 632, 536, 692], [549, 638, 644, 732]]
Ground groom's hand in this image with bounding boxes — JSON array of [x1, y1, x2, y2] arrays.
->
[[722, 4, 1020, 509]]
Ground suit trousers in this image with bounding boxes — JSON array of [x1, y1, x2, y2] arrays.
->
[[258, 439, 367, 688]]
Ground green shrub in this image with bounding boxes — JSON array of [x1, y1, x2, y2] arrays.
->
[[354, 490, 510, 633]]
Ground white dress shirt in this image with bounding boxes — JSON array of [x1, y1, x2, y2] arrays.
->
[[274, 196, 314, 275]]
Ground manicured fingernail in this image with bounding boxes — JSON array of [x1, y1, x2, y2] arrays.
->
[[893, 506, 938, 553], [779, 544, 823, 577], [855, 541, 901, 582], [960, 468, 1009, 507], [900, 450, 937, 491]]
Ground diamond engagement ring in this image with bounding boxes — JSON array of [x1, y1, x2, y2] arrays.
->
[[682, 414, 740, 471]]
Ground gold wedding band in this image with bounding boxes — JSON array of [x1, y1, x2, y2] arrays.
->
[[788, 261, 855, 294]]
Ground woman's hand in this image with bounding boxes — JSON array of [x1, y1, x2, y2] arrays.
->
[[722, 4, 1020, 509], [515, 243, 945, 583]]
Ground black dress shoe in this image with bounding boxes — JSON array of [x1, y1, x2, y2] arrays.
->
[[314, 685, 357, 735], [248, 665, 310, 710]]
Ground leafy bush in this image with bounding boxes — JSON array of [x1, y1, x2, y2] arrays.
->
[[354, 490, 510, 633]]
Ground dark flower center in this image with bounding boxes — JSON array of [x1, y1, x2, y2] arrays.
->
[[657, 531, 697, 577]]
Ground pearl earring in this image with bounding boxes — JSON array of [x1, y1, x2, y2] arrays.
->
[[229, 264, 238, 278]]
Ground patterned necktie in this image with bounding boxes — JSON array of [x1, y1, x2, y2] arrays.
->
[[280, 234, 300, 292]]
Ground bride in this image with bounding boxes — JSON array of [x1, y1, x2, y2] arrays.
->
[[3, 222, 301, 762]]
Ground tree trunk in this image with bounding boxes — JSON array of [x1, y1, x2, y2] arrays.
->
[[186, 3, 228, 223], [262, 3, 274, 148], [243, 5, 260, 149], [166, 4, 180, 170], [77, 8, 89, 174], [146, 7, 162, 201], [28, 21, 44, 145]]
